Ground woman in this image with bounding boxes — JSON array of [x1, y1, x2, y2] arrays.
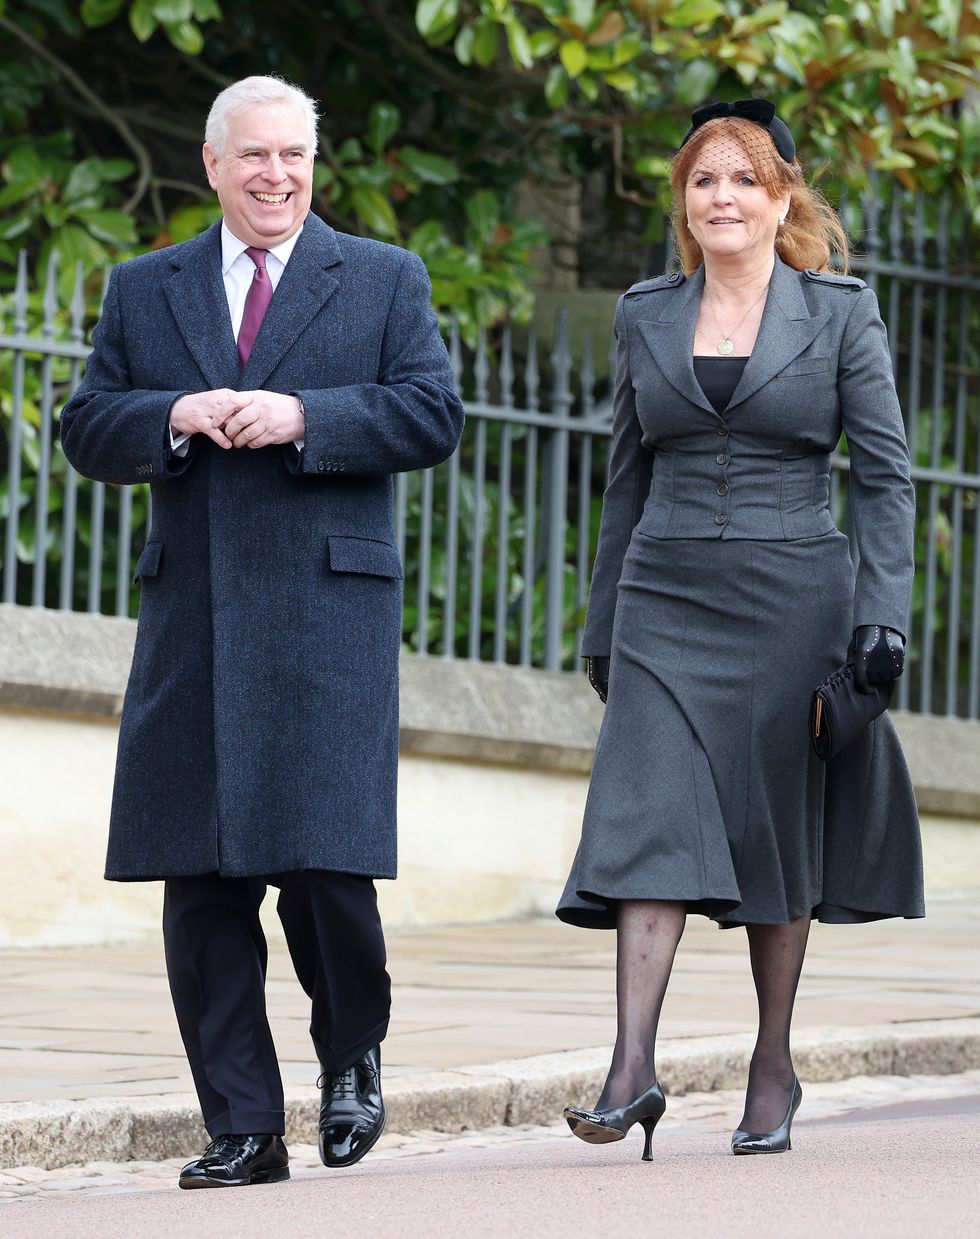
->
[[557, 100, 922, 1160]]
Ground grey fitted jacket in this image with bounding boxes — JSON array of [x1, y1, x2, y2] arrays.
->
[[581, 255, 915, 656]]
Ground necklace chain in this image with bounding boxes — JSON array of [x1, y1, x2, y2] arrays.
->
[[703, 282, 770, 356]]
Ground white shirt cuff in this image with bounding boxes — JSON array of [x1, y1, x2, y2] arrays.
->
[[169, 424, 191, 456]]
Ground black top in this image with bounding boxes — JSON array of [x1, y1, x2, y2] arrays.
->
[[694, 355, 749, 416]]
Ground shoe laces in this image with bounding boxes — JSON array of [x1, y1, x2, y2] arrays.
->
[[318, 1066, 357, 1099], [201, 1134, 244, 1158]]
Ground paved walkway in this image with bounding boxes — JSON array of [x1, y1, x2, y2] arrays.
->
[[1, 895, 978, 1105]]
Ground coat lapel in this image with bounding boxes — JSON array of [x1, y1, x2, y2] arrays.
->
[[240, 214, 343, 390], [163, 223, 240, 389], [727, 256, 830, 411], [633, 268, 720, 419]]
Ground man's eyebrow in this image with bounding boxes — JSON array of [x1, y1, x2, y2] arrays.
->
[[235, 141, 309, 153]]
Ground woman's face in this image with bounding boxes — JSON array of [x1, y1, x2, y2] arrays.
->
[[684, 134, 790, 265]]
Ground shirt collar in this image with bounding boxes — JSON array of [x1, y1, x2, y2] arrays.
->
[[221, 221, 304, 274]]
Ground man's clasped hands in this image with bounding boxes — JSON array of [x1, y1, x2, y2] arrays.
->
[[170, 388, 304, 451]]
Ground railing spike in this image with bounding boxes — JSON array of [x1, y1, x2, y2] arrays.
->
[[580, 329, 595, 420], [474, 325, 489, 404], [525, 326, 540, 412], [13, 250, 29, 332], [499, 324, 514, 409], [69, 262, 86, 344], [42, 250, 59, 339]]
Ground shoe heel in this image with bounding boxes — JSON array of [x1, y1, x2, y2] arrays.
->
[[251, 1166, 290, 1185], [640, 1114, 660, 1162]]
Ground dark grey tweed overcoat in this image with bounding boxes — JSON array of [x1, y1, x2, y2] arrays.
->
[[558, 255, 924, 929], [61, 214, 464, 881]]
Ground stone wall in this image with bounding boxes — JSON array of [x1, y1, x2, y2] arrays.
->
[[1, 604, 978, 946]]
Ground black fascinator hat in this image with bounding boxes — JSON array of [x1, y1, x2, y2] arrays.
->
[[680, 99, 796, 163]]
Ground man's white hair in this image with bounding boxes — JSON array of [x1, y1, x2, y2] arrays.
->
[[205, 75, 319, 156]]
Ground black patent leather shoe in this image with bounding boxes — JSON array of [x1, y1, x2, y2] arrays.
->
[[318, 1044, 386, 1168], [731, 1076, 803, 1154], [563, 1080, 667, 1162], [178, 1133, 289, 1188]]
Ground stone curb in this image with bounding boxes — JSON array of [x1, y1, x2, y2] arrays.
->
[[2, 1017, 978, 1171]]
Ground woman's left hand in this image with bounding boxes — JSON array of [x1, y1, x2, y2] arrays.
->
[[852, 625, 905, 692]]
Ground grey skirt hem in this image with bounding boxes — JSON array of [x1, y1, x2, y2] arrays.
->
[[556, 890, 925, 932]]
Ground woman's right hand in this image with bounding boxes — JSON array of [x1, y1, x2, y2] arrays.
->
[[587, 656, 610, 703]]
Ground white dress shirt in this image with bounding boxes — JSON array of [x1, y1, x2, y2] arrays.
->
[[170, 221, 304, 454]]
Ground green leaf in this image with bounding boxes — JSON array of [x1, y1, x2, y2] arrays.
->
[[633, 156, 672, 178], [0, 180, 38, 209], [505, 19, 534, 70], [873, 152, 917, 170], [603, 70, 636, 93], [335, 137, 363, 164], [559, 39, 588, 78], [663, 0, 724, 29], [568, 0, 595, 27], [465, 189, 500, 247], [367, 102, 401, 155], [674, 58, 718, 106], [90, 158, 135, 182], [577, 72, 599, 102], [80, 0, 125, 26], [0, 213, 33, 241], [350, 186, 399, 238], [471, 17, 498, 66], [454, 23, 475, 64], [63, 160, 104, 206], [129, 0, 157, 40], [193, 0, 222, 17], [75, 208, 139, 245], [415, 0, 460, 43], [529, 30, 560, 58], [150, 0, 193, 19], [398, 147, 460, 185], [163, 19, 204, 53], [544, 65, 570, 109]]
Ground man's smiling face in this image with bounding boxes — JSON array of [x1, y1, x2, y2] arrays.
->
[[203, 100, 314, 248]]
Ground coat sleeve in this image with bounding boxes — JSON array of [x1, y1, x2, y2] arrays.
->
[[59, 266, 196, 486], [288, 251, 464, 478], [838, 286, 916, 635], [580, 295, 654, 657]]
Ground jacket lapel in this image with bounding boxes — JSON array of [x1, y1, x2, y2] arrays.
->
[[163, 223, 240, 389], [240, 214, 343, 390], [633, 268, 720, 419], [727, 256, 830, 411]]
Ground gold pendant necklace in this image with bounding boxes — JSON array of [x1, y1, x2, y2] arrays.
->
[[704, 282, 770, 355]]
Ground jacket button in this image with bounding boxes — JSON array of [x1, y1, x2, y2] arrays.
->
[[716, 452, 729, 465], [717, 483, 730, 497], [717, 426, 729, 436], [317, 460, 325, 472], [668, 272, 680, 283], [715, 512, 728, 525]]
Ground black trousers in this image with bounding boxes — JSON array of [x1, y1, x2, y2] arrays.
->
[[162, 870, 391, 1139]]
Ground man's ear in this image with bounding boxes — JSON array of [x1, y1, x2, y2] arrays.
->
[[203, 143, 219, 190]]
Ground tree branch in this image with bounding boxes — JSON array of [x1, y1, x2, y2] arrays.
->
[[1, 17, 155, 215]]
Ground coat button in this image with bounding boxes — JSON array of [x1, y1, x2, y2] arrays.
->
[[717, 426, 729, 436], [717, 483, 730, 497], [317, 460, 325, 472], [715, 512, 728, 525], [716, 452, 729, 465], [668, 272, 680, 283]]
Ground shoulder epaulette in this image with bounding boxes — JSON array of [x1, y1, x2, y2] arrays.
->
[[802, 268, 866, 290], [625, 272, 686, 296]]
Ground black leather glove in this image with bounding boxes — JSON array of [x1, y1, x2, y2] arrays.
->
[[587, 656, 610, 704], [851, 625, 905, 693]]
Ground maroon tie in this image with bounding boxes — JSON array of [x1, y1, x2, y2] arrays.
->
[[237, 247, 273, 366]]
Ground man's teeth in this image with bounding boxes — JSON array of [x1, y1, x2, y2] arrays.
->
[[253, 193, 288, 203]]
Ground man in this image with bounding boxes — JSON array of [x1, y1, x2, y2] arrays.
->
[[60, 75, 464, 1188]]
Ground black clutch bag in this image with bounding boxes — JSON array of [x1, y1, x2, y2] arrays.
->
[[810, 663, 894, 762]]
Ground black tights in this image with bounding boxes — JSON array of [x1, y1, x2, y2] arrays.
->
[[598, 901, 811, 1133]]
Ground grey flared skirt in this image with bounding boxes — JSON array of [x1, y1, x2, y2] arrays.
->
[[557, 530, 924, 930]]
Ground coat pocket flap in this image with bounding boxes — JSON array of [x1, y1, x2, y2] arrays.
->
[[782, 356, 831, 377], [133, 541, 163, 583], [327, 535, 403, 580]]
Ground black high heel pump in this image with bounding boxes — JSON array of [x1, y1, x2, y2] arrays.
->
[[563, 1080, 667, 1162], [731, 1075, 802, 1154]]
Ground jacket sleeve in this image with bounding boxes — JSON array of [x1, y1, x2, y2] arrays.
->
[[838, 286, 916, 635], [287, 251, 464, 479], [59, 266, 196, 486], [580, 295, 654, 657]]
